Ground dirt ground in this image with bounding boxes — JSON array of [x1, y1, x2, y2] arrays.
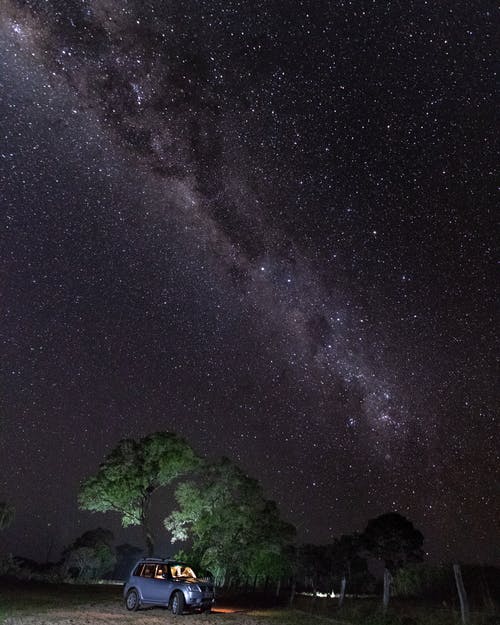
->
[[0, 581, 345, 625], [3, 602, 269, 625]]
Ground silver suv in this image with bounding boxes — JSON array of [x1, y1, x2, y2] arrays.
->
[[123, 558, 215, 615]]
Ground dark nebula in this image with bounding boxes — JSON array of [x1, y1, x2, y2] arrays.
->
[[0, 0, 497, 563]]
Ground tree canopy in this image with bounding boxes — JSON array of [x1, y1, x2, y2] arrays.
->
[[362, 512, 424, 573], [79, 431, 200, 555], [165, 457, 295, 586]]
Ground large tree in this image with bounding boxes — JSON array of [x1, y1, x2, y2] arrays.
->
[[165, 458, 295, 587], [79, 432, 200, 555], [0, 502, 15, 530], [362, 512, 424, 609]]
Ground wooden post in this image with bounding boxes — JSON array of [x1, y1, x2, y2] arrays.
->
[[382, 568, 392, 611], [275, 578, 281, 598], [288, 579, 296, 607], [339, 575, 346, 607], [339, 574, 346, 607], [453, 563, 470, 625]]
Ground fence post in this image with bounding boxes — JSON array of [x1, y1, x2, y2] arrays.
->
[[339, 574, 346, 607], [275, 578, 281, 599], [288, 579, 296, 607], [453, 563, 470, 625], [382, 568, 392, 611]]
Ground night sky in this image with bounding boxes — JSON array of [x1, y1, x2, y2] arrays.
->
[[0, 1, 498, 565]]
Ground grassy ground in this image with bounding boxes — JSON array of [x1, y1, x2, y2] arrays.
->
[[293, 595, 500, 625], [1, 581, 498, 625], [0, 580, 118, 621], [0, 580, 342, 625], [247, 608, 349, 624]]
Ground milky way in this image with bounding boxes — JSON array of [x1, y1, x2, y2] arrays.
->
[[0, 0, 497, 563]]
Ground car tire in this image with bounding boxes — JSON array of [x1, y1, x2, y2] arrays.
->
[[125, 588, 140, 611], [171, 591, 185, 616]]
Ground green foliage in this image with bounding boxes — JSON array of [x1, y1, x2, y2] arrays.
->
[[362, 513, 424, 573], [165, 457, 295, 586], [78, 432, 199, 554], [0, 502, 14, 530], [62, 545, 115, 581]]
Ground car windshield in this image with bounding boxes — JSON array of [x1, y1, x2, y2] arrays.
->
[[170, 564, 196, 579]]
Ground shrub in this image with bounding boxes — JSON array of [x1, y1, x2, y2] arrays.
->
[[393, 563, 451, 598]]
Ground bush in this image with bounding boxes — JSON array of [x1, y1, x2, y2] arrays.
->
[[393, 564, 451, 598], [0, 555, 63, 583], [0, 554, 21, 578]]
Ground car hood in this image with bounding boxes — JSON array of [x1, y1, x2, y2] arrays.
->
[[178, 578, 214, 590]]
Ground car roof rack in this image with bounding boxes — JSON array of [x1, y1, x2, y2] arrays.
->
[[142, 557, 172, 563]]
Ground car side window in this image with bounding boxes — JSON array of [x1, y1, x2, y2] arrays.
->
[[141, 564, 156, 578], [133, 564, 143, 576]]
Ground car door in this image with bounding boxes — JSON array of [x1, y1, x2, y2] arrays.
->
[[138, 564, 161, 603], [149, 564, 172, 605]]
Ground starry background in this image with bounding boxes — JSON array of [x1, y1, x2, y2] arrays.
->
[[0, 0, 498, 564]]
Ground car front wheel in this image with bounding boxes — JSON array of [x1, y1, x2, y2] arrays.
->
[[171, 591, 185, 616], [125, 588, 140, 611]]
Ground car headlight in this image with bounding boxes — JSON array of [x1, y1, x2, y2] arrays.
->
[[187, 584, 201, 593]]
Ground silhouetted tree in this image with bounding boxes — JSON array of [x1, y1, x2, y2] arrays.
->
[[294, 536, 368, 602], [114, 543, 143, 580], [0, 502, 14, 530], [72, 527, 114, 549], [330, 533, 367, 604], [296, 544, 330, 593], [79, 432, 200, 555], [362, 512, 424, 610]]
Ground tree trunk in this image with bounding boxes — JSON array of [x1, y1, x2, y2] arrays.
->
[[141, 497, 155, 556], [479, 567, 494, 611], [382, 567, 392, 611], [275, 578, 281, 598], [142, 522, 154, 556], [288, 579, 296, 607], [339, 574, 346, 607], [45, 533, 55, 563], [453, 563, 470, 625]]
